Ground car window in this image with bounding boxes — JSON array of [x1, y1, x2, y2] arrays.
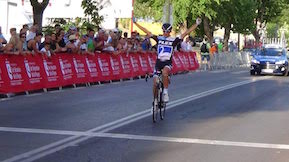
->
[[258, 48, 284, 56]]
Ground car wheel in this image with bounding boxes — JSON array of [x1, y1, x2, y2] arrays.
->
[[250, 70, 255, 75], [283, 68, 288, 76]]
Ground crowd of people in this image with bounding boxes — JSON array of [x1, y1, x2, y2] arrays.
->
[[0, 23, 196, 57]]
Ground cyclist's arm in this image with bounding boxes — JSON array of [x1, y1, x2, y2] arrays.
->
[[180, 18, 201, 40], [134, 22, 153, 37]]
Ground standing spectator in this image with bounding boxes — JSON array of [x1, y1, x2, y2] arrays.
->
[[20, 24, 29, 35], [210, 42, 218, 55], [218, 41, 223, 53], [27, 32, 43, 54], [50, 33, 60, 53], [0, 26, 7, 52], [26, 23, 38, 41], [200, 40, 211, 70]]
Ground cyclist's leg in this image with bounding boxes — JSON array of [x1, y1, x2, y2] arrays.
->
[[162, 66, 171, 89]]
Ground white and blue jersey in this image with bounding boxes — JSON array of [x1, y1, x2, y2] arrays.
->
[[151, 35, 181, 74], [152, 35, 181, 62]]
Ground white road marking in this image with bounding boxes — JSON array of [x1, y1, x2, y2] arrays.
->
[[1, 127, 289, 150], [24, 93, 42, 97], [0, 98, 12, 102], [2, 76, 272, 162]]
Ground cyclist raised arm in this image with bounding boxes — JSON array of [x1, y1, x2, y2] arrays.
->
[[133, 18, 201, 103]]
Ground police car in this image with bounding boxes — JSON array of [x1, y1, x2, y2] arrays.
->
[[250, 44, 289, 76]]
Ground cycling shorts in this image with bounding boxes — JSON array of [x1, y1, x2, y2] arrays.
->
[[153, 59, 172, 76]]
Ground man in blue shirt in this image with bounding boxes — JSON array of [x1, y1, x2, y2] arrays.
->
[[0, 26, 7, 51]]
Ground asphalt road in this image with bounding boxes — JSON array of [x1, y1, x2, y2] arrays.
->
[[1, 69, 289, 162]]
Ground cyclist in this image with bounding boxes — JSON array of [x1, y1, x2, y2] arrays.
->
[[133, 18, 202, 103]]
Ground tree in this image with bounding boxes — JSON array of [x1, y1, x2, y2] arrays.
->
[[216, 0, 257, 51], [81, 0, 109, 30], [30, 0, 50, 31], [251, 0, 288, 42]]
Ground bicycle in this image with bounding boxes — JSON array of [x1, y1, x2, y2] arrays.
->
[[146, 71, 166, 123]]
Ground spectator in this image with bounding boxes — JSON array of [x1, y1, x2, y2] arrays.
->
[[40, 42, 52, 57], [65, 34, 78, 53], [39, 33, 52, 51], [141, 34, 152, 51], [56, 29, 66, 49], [210, 42, 218, 55], [54, 24, 61, 34], [94, 29, 107, 52], [20, 24, 29, 35], [27, 32, 43, 54], [218, 41, 223, 53], [0, 26, 7, 52], [26, 23, 38, 41], [87, 28, 95, 52], [181, 36, 193, 51], [64, 25, 77, 44], [50, 33, 61, 53], [4, 28, 20, 53], [17, 33, 28, 54]]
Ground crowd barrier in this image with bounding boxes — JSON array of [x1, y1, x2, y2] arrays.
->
[[199, 52, 251, 70], [0, 52, 199, 94]]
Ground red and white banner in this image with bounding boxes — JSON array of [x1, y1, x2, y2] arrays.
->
[[0, 52, 199, 94], [42, 55, 63, 88], [58, 54, 76, 86], [85, 55, 103, 83], [72, 55, 90, 84], [119, 53, 133, 79], [97, 54, 113, 81], [0, 55, 29, 93]]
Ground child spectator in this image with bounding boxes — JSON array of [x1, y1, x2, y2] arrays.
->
[[39, 33, 52, 51], [40, 42, 52, 57]]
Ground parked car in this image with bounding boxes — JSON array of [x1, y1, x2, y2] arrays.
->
[[250, 44, 288, 76]]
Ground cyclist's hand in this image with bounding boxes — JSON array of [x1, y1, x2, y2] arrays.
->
[[196, 18, 202, 25], [132, 17, 137, 23]]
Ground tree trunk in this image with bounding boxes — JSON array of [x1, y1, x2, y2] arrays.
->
[[30, 0, 50, 31], [223, 23, 231, 51], [203, 16, 214, 45]]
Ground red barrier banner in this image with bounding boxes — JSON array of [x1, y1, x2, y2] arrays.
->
[[72, 55, 90, 84], [58, 54, 76, 86], [109, 55, 123, 80], [172, 53, 184, 74], [188, 52, 199, 70], [42, 55, 63, 88], [0, 65, 5, 91], [138, 53, 151, 75], [119, 53, 133, 79], [129, 53, 142, 77], [177, 52, 190, 71], [85, 55, 103, 82], [0, 55, 29, 93], [24, 55, 46, 91], [97, 54, 113, 81], [147, 52, 156, 73]]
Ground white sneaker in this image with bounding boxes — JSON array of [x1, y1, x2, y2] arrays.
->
[[163, 92, 169, 102]]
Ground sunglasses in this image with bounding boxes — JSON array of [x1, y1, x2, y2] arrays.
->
[[163, 30, 171, 33], [21, 36, 26, 38]]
